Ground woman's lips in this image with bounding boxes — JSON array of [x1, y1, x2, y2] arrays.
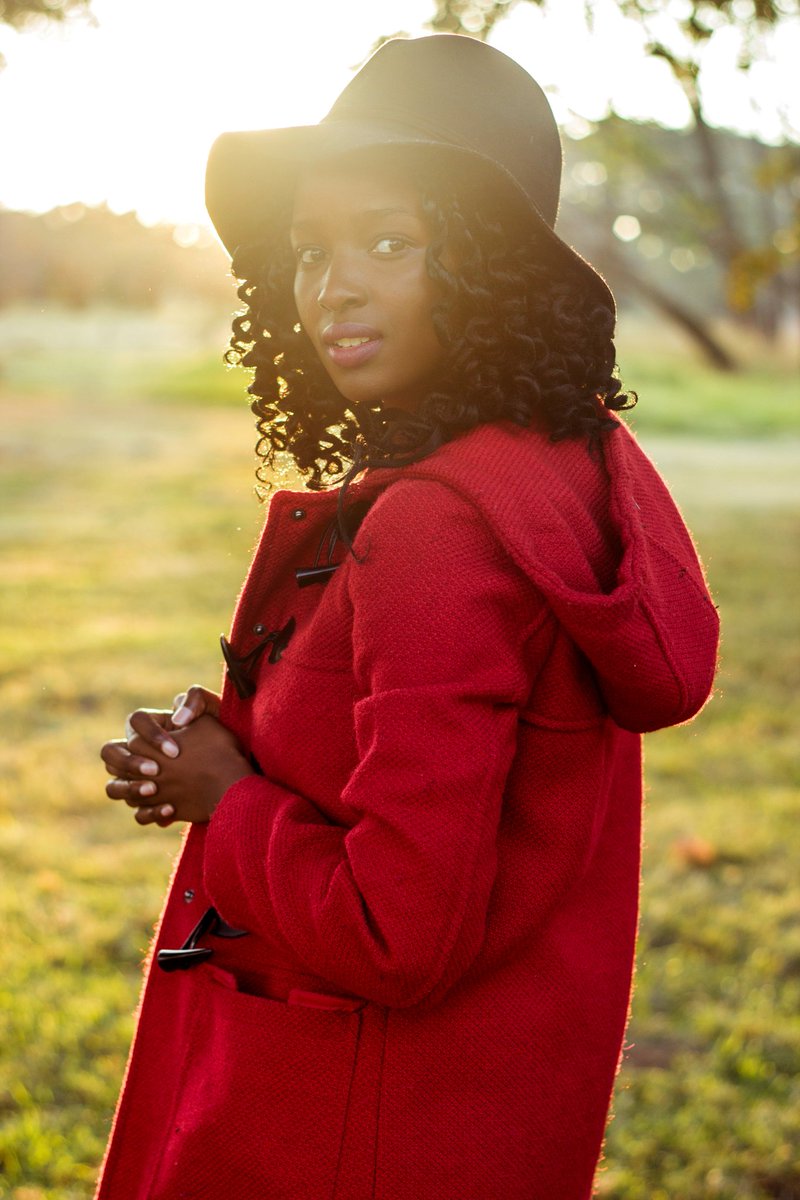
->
[[321, 324, 382, 368]]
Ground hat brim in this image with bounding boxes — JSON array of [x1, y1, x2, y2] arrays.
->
[[205, 120, 615, 315]]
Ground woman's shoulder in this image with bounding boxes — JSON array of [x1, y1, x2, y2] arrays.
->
[[352, 454, 537, 593], [355, 470, 495, 552], [377, 419, 602, 513], [347, 471, 543, 637]]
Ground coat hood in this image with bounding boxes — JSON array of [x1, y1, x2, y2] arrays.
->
[[380, 419, 719, 734]]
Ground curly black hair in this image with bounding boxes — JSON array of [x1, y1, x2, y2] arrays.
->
[[225, 146, 635, 494]]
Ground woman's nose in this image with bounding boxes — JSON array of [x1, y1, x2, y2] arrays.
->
[[316, 252, 365, 313]]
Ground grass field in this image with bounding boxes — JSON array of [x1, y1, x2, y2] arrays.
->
[[0, 304, 798, 1198]]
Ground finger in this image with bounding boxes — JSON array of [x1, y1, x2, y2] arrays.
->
[[125, 709, 180, 758], [126, 733, 170, 769], [172, 685, 220, 727], [106, 778, 158, 802], [134, 804, 176, 827], [102, 744, 160, 780], [100, 739, 134, 774], [124, 708, 171, 741]]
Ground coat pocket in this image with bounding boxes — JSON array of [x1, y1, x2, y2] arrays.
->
[[151, 966, 363, 1200]]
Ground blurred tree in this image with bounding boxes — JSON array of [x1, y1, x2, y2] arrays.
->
[[0, 0, 91, 29], [0, 204, 234, 309], [427, 0, 800, 365], [559, 119, 799, 367], [0, 0, 93, 68]]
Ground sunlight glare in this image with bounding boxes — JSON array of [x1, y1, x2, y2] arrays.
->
[[0, 0, 797, 226]]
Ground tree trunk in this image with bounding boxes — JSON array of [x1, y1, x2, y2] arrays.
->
[[611, 255, 738, 371], [690, 105, 745, 272]]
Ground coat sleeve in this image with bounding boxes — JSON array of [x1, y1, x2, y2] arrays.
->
[[203, 479, 544, 1008]]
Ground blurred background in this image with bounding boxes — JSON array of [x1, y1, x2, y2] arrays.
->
[[0, 2, 798, 1197]]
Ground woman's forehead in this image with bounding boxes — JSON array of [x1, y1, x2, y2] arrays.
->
[[291, 155, 425, 228]]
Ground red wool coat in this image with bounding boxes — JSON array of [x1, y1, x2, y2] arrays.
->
[[95, 418, 718, 1200]]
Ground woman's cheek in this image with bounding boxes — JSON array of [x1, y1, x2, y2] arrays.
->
[[293, 277, 315, 334]]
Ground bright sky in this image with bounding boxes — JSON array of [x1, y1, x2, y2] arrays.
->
[[0, 0, 797, 230]]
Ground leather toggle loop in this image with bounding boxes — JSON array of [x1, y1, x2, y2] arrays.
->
[[221, 616, 296, 699], [294, 498, 373, 589]]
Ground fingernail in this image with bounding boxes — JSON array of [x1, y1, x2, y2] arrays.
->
[[160, 805, 175, 818], [140, 782, 157, 797], [172, 706, 193, 727], [139, 761, 159, 776], [162, 740, 179, 758]]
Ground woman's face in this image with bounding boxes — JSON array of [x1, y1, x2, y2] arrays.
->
[[290, 156, 446, 412]]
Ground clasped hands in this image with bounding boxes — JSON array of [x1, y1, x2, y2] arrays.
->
[[101, 686, 254, 827]]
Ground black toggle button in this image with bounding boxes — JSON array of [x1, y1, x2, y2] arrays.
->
[[157, 906, 248, 974], [295, 563, 340, 588]]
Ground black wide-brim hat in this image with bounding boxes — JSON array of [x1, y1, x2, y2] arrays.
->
[[205, 34, 614, 315]]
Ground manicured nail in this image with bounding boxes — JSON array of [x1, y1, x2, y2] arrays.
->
[[160, 805, 175, 818], [139, 760, 159, 776], [172, 705, 193, 727], [162, 740, 179, 758], [140, 782, 157, 797]]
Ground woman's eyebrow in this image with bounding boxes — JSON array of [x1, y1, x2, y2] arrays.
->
[[291, 205, 418, 233], [358, 205, 417, 220]]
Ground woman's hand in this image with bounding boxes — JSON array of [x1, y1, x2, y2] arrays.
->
[[100, 687, 223, 826], [105, 714, 254, 826]]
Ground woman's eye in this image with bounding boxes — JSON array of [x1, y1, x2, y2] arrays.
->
[[295, 246, 325, 267], [371, 236, 409, 256]]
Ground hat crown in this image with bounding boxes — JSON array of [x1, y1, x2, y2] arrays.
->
[[205, 34, 613, 314], [324, 35, 562, 228]]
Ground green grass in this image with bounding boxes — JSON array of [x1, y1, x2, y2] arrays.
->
[[598, 508, 800, 1199], [615, 315, 799, 439], [0, 305, 798, 1198]]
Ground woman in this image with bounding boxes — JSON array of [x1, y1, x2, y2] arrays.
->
[[97, 35, 719, 1200]]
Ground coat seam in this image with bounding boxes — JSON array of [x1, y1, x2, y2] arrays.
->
[[373, 1007, 389, 1200], [331, 1010, 365, 1200]]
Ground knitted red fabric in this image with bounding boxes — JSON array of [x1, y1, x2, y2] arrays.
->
[[95, 419, 718, 1199]]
